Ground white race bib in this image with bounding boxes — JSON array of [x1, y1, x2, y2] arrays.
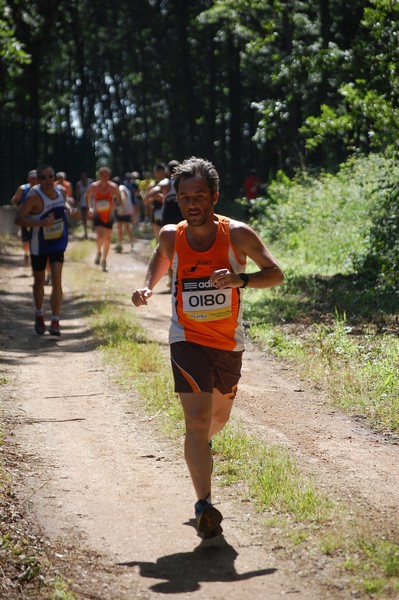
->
[[43, 219, 64, 240], [96, 199, 110, 213], [182, 277, 232, 321]]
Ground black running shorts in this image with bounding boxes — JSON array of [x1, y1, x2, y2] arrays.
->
[[93, 216, 114, 229], [30, 251, 64, 272], [170, 341, 243, 398]]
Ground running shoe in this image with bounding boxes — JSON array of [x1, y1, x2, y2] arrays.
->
[[34, 315, 46, 335], [44, 274, 51, 285], [115, 244, 122, 253], [49, 320, 61, 336], [101, 260, 107, 272], [195, 498, 223, 539], [94, 252, 101, 265]]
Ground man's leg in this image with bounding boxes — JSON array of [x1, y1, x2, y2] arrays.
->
[[49, 261, 63, 318], [102, 227, 112, 261], [32, 264, 46, 334], [95, 225, 104, 254], [179, 391, 213, 501], [81, 208, 88, 237], [33, 269, 45, 311], [126, 221, 133, 244], [208, 388, 233, 439], [22, 240, 30, 264], [48, 260, 64, 336], [117, 221, 123, 247], [179, 390, 223, 537]]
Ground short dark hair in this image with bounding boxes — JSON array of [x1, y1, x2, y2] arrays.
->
[[37, 164, 54, 177], [167, 159, 180, 176], [173, 157, 219, 195]]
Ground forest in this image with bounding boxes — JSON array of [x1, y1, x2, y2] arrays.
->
[[2, 0, 399, 193], [0, 0, 398, 286]]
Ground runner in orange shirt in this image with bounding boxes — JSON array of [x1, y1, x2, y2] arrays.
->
[[131, 157, 284, 538], [85, 166, 121, 271]]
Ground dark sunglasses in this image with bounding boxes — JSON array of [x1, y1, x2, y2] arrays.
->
[[39, 174, 54, 180]]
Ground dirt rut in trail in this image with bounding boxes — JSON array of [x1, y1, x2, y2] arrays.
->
[[1, 238, 398, 599]]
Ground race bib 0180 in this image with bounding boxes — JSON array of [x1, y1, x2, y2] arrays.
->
[[182, 277, 232, 321]]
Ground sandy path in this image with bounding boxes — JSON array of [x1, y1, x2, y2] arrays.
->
[[1, 238, 398, 599]]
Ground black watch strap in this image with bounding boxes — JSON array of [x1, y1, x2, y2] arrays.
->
[[239, 273, 249, 288]]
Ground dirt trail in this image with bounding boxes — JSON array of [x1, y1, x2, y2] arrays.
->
[[1, 238, 398, 599]]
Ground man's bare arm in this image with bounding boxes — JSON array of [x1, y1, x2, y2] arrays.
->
[[11, 186, 23, 206], [15, 193, 54, 228], [131, 227, 175, 306], [211, 222, 284, 290]]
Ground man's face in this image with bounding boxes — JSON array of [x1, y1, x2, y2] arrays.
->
[[177, 176, 218, 227], [99, 169, 110, 181], [38, 168, 55, 188], [154, 168, 165, 182]]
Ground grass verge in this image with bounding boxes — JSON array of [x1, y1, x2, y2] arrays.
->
[[0, 408, 77, 599], [86, 296, 399, 598], [248, 312, 399, 433]]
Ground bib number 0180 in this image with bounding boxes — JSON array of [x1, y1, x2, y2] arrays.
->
[[188, 293, 226, 307]]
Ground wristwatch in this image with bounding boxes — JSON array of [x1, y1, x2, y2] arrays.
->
[[239, 273, 249, 288]]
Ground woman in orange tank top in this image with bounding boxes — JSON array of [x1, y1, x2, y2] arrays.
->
[[85, 166, 121, 272]]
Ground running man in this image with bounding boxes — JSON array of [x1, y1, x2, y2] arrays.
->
[[11, 169, 38, 266], [85, 166, 121, 271], [75, 172, 93, 239], [15, 164, 71, 336], [131, 157, 284, 538]]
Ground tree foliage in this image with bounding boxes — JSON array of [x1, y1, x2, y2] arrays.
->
[[1, 1, 399, 202], [0, 0, 30, 71]]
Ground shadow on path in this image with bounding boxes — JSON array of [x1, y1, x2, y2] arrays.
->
[[118, 534, 277, 594]]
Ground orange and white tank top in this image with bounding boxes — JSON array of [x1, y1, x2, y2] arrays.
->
[[169, 215, 246, 351], [93, 183, 114, 223]]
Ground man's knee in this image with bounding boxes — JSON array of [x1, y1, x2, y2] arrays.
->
[[33, 272, 45, 285], [212, 412, 229, 428], [184, 409, 211, 432]]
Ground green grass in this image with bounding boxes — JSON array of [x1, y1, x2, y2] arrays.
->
[[87, 297, 399, 597], [214, 425, 331, 522], [250, 313, 399, 432]]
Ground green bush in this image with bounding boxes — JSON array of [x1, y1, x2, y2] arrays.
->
[[358, 156, 399, 290], [248, 152, 398, 290]]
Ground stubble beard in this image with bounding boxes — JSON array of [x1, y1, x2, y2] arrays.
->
[[185, 214, 207, 227]]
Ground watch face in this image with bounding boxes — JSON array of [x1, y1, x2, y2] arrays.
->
[[240, 273, 249, 287]]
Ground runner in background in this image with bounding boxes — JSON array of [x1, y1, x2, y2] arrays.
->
[[113, 176, 136, 253], [139, 171, 155, 222], [75, 172, 93, 239], [11, 169, 38, 266], [143, 162, 167, 240], [15, 164, 73, 336], [85, 166, 121, 272]]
